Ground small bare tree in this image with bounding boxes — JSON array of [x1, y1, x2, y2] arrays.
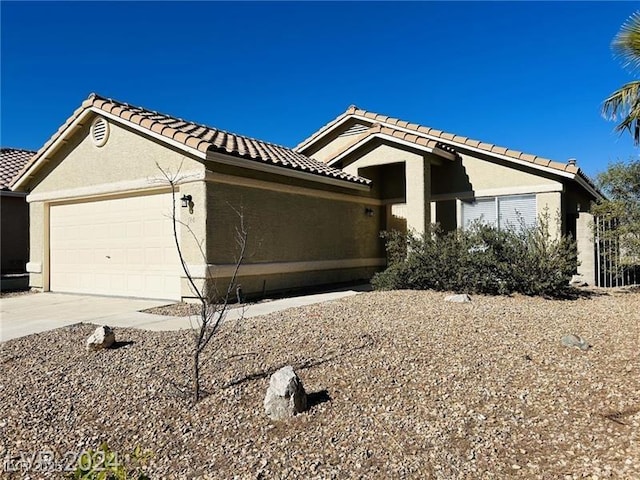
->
[[157, 163, 248, 403]]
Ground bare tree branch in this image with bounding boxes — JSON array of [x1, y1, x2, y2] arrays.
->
[[156, 161, 248, 402]]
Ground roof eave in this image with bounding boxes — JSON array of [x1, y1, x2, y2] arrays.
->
[[326, 132, 456, 167], [295, 109, 356, 153], [11, 107, 93, 191], [10, 105, 209, 192], [207, 151, 371, 191]]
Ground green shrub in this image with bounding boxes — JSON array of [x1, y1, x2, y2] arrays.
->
[[372, 217, 577, 297]]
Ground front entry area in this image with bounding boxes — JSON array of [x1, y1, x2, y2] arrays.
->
[[48, 191, 181, 300]]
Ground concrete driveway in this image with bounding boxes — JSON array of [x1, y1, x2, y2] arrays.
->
[[0, 293, 180, 342], [1, 287, 367, 342]]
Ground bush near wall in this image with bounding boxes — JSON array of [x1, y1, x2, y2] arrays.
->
[[372, 219, 578, 297]]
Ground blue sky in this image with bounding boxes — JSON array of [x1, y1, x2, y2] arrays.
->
[[1, 1, 638, 179]]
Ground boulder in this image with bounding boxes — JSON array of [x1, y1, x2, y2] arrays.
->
[[570, 275, 589, 287], [264, 366, 307, 420], [561, 334, 590, 351], [86, 325, 116, 351], [445, 293, 472, 303]]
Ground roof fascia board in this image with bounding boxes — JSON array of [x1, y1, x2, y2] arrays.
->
[[12, 108, 94, 190], [207, 151, 370, 192], [574, 173, 604, 201]]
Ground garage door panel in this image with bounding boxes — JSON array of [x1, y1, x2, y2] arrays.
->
[[50, 192, 181, 300]]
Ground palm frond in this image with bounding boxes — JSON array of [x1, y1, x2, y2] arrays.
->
[[602, 81, 640, 119], [602, 81, 640, 144], [612, 11, 640, 72]]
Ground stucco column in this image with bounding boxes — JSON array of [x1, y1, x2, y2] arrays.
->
[[27, 201, 45, 290], [576, 211, 596, 285], [405, 157, 431, 234]]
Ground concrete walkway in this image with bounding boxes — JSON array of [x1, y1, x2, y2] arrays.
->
[[0, 287, 367, 342]]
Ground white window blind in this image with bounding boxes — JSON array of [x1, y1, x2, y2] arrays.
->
[[462, 198, 497, 229], [461, 194, 536, 231], [498, 195, 537, 231]]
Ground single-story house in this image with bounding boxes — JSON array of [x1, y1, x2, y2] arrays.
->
[[1, 148, 33, 288], [10, 94, 602, 300]]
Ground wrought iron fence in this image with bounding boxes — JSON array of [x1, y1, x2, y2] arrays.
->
[[595, 216, 639, 287]]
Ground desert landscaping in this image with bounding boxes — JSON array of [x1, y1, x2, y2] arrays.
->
[[1, 288, 639, 479]]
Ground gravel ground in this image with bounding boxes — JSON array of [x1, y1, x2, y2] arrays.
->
[[1, 289, 639, 479], [143, 300, 252, 317]]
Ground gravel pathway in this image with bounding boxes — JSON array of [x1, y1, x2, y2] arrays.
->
[[1, 289, 639, 479]]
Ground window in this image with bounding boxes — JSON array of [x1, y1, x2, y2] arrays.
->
[[461, 194, 536, 231]]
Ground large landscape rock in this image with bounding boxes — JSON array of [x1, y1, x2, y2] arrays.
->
[[561, 334, 591, 351], [264, 366, 307, 420], [445, 293, 472, 303], [86, 325, 116, 351]]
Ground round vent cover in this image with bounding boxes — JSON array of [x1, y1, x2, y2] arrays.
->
[[91, 117, 110, 147]]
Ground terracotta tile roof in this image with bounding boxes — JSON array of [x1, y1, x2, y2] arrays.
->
[[14, 94, 371, 189], [1, 148, 35, 190], [296, 106, 580, 175]]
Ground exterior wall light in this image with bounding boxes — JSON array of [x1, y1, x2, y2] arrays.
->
[[181, 194, 193, 208], [365, 207, 374, 217]]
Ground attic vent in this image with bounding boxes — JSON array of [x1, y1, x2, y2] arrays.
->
[[339, 123, 369, 137], [91, 117, 110, 147]]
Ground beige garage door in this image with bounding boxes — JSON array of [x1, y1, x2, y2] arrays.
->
[[49, 191, 181, 300]]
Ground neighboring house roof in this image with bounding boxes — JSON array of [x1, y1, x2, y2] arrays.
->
[[12, 94, 371, 190], [296, 105, 603, 198], [1, 148, 35, 190]]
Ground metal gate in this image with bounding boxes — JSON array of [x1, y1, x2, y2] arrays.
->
[[595, 216, 639, 287]]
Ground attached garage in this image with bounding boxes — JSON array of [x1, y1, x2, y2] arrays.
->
[[49, 191, 181, 300], [11, 94, 383, 300]]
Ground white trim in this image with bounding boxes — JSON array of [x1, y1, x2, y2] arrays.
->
[[186, 257, 387, 278], [207, 172, 381, 205], [208, 151, 370, 191], [26, 170, 204, 202], [26, 262, 42, 273], [431, 183, 563, 201]]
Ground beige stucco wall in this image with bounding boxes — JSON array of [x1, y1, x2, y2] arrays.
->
[[24, 116, 207, 295], [202, 178, 384, 297], [457, 153, 559, 192], [341, 143, 433, 233], [27, 202, 45, 289], [29, 119, 205, 195], [537, 191, 563, 238], [207, 180, 383, 263]]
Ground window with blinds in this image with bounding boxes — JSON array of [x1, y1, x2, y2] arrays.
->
[[462, 197, 496, 229], [461, 194, 536, 231]]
